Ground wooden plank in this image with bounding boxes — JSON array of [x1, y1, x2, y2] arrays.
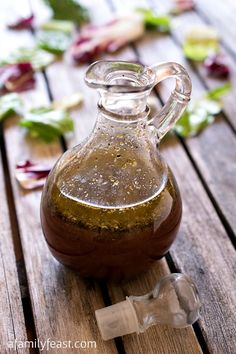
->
[[147, 0, 236, 238], [0, 2, 117, 353], [161, 138, 236, 354], [111, 0, 236, 353], [194, 0, 236, 57], [0, 155, 28, 353], [43, 0, 203, 352]]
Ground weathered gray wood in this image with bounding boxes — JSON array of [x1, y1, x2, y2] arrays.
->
[[0, 2, 117, 353], [0, 156, 28, 353], [195, 0, 236, 58], [111, 0, 236, 353], [161, 136, 236, 354]]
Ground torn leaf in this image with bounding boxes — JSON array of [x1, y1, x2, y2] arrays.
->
[[15, 160, 52, 190]]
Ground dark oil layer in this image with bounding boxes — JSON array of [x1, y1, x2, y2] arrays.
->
[[41, 169, 182, 280]]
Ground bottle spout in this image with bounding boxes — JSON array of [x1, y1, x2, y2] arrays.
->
[[85, 60, 156, 93], [85, 60, 156, 117]]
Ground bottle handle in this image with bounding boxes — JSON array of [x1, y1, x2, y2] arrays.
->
[[150, 62, 192, 140]]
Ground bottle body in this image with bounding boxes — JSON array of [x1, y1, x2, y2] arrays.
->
[[40, 60, 192, 280], [41, 151, 182, 280]]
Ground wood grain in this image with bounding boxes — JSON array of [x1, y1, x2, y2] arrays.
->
[[0, 156, 28, 353], [0, 2, 117, 353]]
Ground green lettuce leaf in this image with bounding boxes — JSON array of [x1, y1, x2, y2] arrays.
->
[[183, 43, 218, 61], [41, 20, 74, 33], [44, 0, 89, 24], [20, 107, 74, 142], [37, 30, 72, 54], [0, 93, 23, 121], [174, 83, 231, 138], [183, 26, 219, 61], [0, 47, 54, 71], [206, 82, 231, 100], [174, 100, 218, 138], [136, 8, 170, 32]]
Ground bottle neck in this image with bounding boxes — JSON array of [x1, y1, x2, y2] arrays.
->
[[99, 90, 150, 120]]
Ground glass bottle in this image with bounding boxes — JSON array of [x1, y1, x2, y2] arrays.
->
[[40, 61, 191, 280]]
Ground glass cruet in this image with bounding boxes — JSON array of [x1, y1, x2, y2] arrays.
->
[[40, 60, 191, 280]]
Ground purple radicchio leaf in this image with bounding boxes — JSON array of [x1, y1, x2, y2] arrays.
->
[[204, 54, 230, 79], [7, 14, 34, 30], [15, 160, 52, 190], [0, 62, 35, 93], [70, 14, 145, 63]]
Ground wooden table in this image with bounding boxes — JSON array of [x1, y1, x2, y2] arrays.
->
[[0, 0, 236, 353]]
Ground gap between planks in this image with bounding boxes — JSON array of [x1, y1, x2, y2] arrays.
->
[[0, 142, 29, 353], [1, 127, 43, 354]]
